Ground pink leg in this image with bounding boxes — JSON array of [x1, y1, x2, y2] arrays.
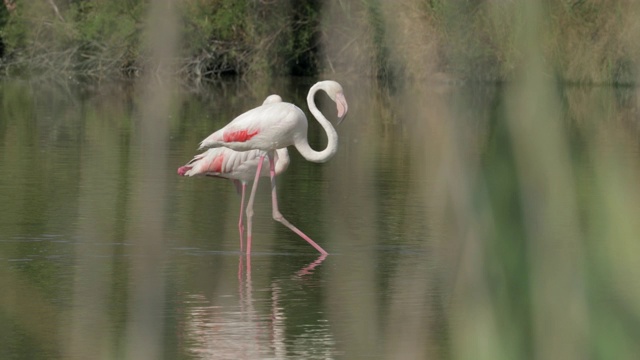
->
[[267, 151, 329, 255], [237, 181, 247, 252], [245, 153, 265, 255], [246, 252, 252, 276]]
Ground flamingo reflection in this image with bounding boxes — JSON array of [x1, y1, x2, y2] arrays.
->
[[181, 255, 330, 359]]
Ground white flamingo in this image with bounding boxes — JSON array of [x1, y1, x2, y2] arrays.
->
[[197, 81, 348, 255]]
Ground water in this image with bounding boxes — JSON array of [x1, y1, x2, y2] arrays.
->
[[1, 78, 640, 359]]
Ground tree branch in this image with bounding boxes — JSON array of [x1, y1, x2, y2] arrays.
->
[[46, 0, 65, 22]]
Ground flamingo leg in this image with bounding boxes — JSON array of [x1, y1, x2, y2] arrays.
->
[[267, 151, 329, 255], [245, 153, 265, 255], [238, 181, 247, 252]]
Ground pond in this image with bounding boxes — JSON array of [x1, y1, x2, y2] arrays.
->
[[1, 77, 639, 359]]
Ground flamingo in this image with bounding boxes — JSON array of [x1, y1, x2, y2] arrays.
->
[[178, 95, 289, 252], [177, 147, 290, 251], [197, 80, 348, 255]]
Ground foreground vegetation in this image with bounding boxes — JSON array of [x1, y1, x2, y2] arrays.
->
[[0, 0, 639, 83]]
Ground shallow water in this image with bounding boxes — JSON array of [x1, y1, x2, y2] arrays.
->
[[1, 78, 639, 359]]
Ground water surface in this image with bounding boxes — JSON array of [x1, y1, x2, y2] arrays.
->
[[1, 79, 639, 359]]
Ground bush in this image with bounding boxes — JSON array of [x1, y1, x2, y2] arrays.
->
[[0, 0, 638, 84], [0, 0, 324, 81]]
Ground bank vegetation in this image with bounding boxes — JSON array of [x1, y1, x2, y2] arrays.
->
[[0, 0, 638, 84]]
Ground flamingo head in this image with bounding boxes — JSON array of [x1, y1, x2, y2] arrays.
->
[[177, 165, 192, 176], [319, 81, 349, 124], [335, 92, 348, 124]]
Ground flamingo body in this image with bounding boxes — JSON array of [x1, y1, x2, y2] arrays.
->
[[177, 147, 290, 182], [178, 94, 288, 181], [199, 103, 306, 152]]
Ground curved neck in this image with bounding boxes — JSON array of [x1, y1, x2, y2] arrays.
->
[[294, 83, 338, 163]]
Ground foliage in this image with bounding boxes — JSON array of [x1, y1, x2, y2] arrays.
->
[[0, 0, 639, 83], [325, 0, 640, 84], [179, 0, 322, 79], [0, 0, 324, 81], [0, 0, 143, 79]]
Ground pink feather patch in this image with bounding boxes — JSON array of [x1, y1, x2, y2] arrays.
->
[[223, 129, 259, 143], [206, 154, 225, 173]]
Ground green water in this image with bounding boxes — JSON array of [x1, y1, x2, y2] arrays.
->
[[1, 78, 639, 359]]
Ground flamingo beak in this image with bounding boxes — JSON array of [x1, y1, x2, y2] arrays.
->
[[335, 92, 348, 124]]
